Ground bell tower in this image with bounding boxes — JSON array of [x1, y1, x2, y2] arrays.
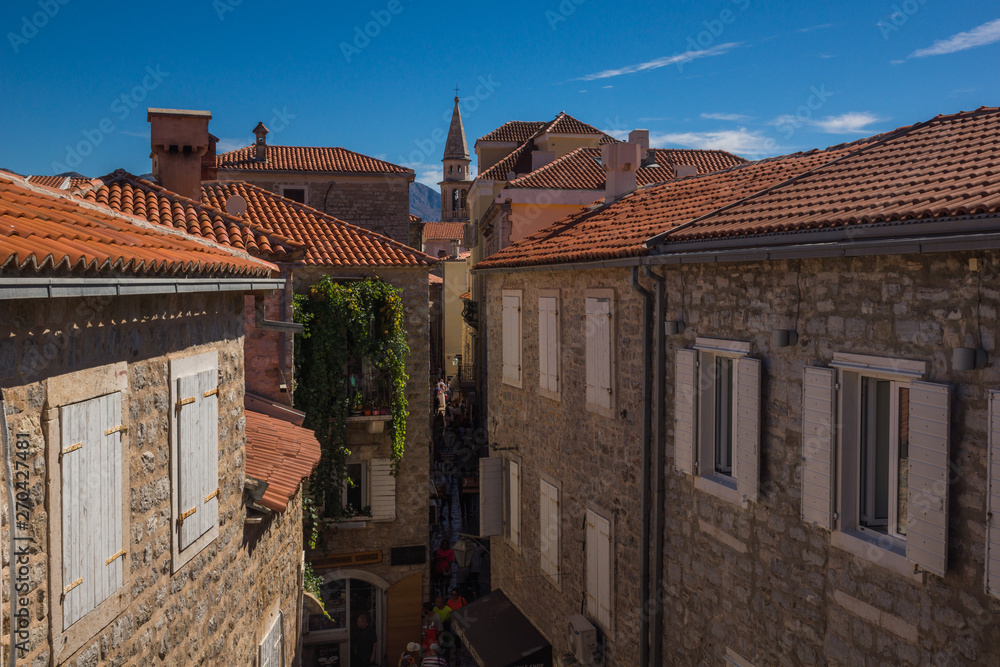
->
[[439, 94, 472, 222]]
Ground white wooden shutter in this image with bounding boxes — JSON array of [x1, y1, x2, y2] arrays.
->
[[539, 296, 559, 393], [539, 480, 559, 579], [177, 369, 219, 550], [509, 460, 520, 547], [906, 381, 951, 577], [61, 393, 123, 629], [674, 349, 698, 475], [735, 358, 761, 503], [479, 457, 502, 537], [370, 458, 396, 521], [801, 367, 837, 529], [259, 612, 284, 667], [986, 391, 1000, 597], [585, 510, 599, 619], [502, 294, 521, 384], [585, 509, 612, 629], [586, 298, 612, 410]]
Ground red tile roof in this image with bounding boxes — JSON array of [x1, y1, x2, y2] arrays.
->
[[201, 181, 437, 267], [27, 175, 93, 189], [423, 222, 466, 240], [77, 171, 303, 260], [657, 107, 1000, 244], [506, 147, 747, 191], [478, 141, 537, 181], [245, 409, 322, 513], [0, 173, 277, 278], [474, 142, 869, 270], [429, 273, 443, 285], [217, 145, 412, 175], [545, 112, 605, 136], [410, 214, 422, 223], [478, 121, 547, 144]]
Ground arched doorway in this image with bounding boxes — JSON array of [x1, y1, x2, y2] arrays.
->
[[301, 570, 389, 666]]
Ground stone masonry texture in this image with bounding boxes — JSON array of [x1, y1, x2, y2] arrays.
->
[[0, 292, 304, 667]]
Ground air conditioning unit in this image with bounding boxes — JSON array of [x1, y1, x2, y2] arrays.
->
[[567, 615, 598, 664]]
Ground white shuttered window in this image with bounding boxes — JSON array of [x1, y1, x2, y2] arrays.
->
[[987, 391, 1000, 597], [539, 479, 560, 582], [259, 612, 284, 667], [585, 297, 612, 411], [505, 459, 521, 548], [60, 392, 125, 629], [801, 367, 837, 529], [176, 368, 220, 550], [585, 509, 612, 630], [538, 295, 560, 394], [479, 457, 502, 537], [502, 292, 522, 386], [370, 458, 396, 521]]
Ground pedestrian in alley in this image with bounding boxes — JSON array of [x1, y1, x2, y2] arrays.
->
[[446, 588, 467, 611], [351, 613, 378, 667], [398, 641, 422, 666], [421, 643, 448, 667], [421, 602, 442, 651], [432, 540, 454, 597]]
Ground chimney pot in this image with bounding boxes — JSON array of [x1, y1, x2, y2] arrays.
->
[[602, 142, 642, 204], [253, 122, 269, 162]]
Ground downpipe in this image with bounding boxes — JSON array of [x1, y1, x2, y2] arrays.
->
[[646, 267, 666, 667]]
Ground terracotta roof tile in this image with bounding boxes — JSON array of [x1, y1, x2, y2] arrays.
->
[[477, 121, 547, 144], [478, 141, 537, 181], [245, 410, 322, 513], [0, 174, 277, 278], [475, 142, 870, 270], [201, 182, 437, 268], [410, 214, 421, 223], [217, 145, 412, 175], [429, 273, 443, 285], [507, 147, 747, 191], [76, 171, 303, 260], [423, 222, 466, 240], [544, 112, 605, 136], [658, 107, 1000, 244]]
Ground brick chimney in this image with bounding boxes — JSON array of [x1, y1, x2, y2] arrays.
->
[[628, 129, 650, 153], [602, 141, 642, 204], [253, 122, 269, 162], [202, 133, 218, 181], [147, 108, 212, 201]]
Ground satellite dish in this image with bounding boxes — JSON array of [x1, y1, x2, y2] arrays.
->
[[225, 194, 247, 216]]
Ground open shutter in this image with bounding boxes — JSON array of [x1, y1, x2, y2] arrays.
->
[[585, 298, 599, 406], [546, 300, 559, 393], [987, 391, 1000, 597], [539, 480, 559, 579], [370, 458, 396, 521], [199, 369, 219, 540], [585, 510, 599, 619], [801, 367, 837, 529], [97, 393, 124, 615], [177, 369, 218, 550], [509, 460, 520, 547], [479, 457, 502, 537], [906, 381, 951, 577], [539, 296, 559, 393], [502, 294, 521, 384], [597, 514, 612, 628], [735, 358, 761, 503], [674, 349, 698, 475], [596, 299, 612, 409]]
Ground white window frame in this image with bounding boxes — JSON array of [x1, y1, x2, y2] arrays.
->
[[585, 289, 615, 418], [279, 184, 308, 205], [539, 477, 560, 587], [503, 457, 521, 551], [502, 290, 523, 388], [169, 350, 221, 572], [538, 290, 560, 400], [44, 363, 131, 663], [585, 506, 613, 633]]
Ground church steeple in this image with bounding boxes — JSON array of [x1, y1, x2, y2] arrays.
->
[[439, 94, 472, 222]]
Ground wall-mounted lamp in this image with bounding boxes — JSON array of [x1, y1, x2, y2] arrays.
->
[[665, 320, 685, 336], [771, 329, 798, 348], [952, 347, 987, 371]]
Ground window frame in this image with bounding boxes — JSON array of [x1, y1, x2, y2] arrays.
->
[[279, 185, 308, 205], [538, 476, 561, 588], [584, 289, 615, 418], [584, 506, 614, 634], [44, 362, 131, 663], [341, 461, 369, 518], [502, 456, 521, 552], [501, 290, 523, 388], [538, 289, 561, 401], [169, 350, 221, 573]]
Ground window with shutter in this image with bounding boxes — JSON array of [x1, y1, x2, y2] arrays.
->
[[585, 295, 613, 413], [987, 391, 1000, 598], [479, 457, 502, 537], [539, 479, 560, 583], [259, 612, 284, 667], [508, 460, 521, 548], [60, 392, 125, 630], [502, 291, 522, 387], [674, 349, 698, 475], [369, 458, 396, 522], [170, 351, 221, 571], [585, 508, 612, 631], [905, 381, 950, 576], [538, 294, 560, 396], [801, 367, 836, 529]]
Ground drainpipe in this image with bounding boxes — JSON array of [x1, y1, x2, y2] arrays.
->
[[646, 267, 666, 667], [629, 266, 652, 667]]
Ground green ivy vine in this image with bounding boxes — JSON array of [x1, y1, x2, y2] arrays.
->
[[294, 276, 410, 522]]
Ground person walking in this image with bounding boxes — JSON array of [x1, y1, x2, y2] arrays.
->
[[351, 613, 377, 667], [446, 588, 467, 612], [432, 541, 454, 597], [420, 643, 448, 667], [398, 641, 422, 666]]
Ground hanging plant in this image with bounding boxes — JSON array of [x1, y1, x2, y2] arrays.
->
[[294, 276, 410, 521]]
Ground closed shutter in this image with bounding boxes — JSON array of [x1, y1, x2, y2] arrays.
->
[[987, 391, 1000, 597], [539, 480, 559, 579], [539, 296, 559, 393], [509, 460, 520, 547], [586, 298, 612, 409], [674, 349, 698, 475], [735, 358, 761, 503], [801, 367, 836, 529], [502, 294, 521, 384], [370, 458, 396, 521], [479, 457, 502, 537], [585, 509, 612, 629], [177, 369, 219, 551], [906, 381, 951, 577], [61, 392, 124, 629], [259, 612, 284, 667]]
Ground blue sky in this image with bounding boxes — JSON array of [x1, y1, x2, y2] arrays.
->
[[1, 0, 997, 187]]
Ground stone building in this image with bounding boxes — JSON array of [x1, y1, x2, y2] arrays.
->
[[469, 107, 1000, 665], [0, 173, 317, 667], [216, 121, 416, 245]]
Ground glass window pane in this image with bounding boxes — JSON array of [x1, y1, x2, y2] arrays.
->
[[715, 357, 734, 475], [897, 386, 909, 536], [861, 378, 891, 530], [345, 463, 364, 515]]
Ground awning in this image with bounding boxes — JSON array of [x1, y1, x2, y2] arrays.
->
[[451, 590, 552, 667]]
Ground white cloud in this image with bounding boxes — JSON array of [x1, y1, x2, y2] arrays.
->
[[648, 128, 780, 157], [700, 112, 750, 122], [910, 18, 1000, 58], [575, 42, 742, 81], [601, 129, 630, 140], [770, 111, 885, 135], [402, 161, 441, 188]]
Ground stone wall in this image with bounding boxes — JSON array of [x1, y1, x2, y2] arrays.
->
[[484, 269, 646, 665], [0, 292, 304, 667]]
